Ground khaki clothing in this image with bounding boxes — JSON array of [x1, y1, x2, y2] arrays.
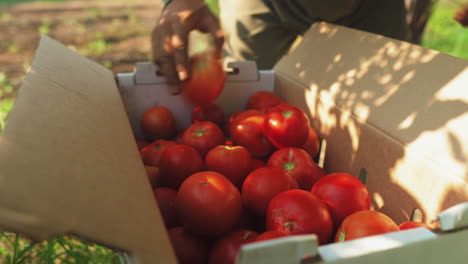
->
[[220, 0, 409, 69], [162, 0, 409, 70]]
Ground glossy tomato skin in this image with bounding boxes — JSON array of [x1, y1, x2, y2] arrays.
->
[[301, 126, 320, 159], [177, 171, 242, 236], [182, 52, 226, 106], [264, 104, 310, 148], [230, 112, 274, 159], [266, 189, 333, 245], [182, 121, 225, 157], [267, 147, 326, 190], [247, 91, 284, 113], [153, 187, 180, 229], [141, 106, 177, 141], [168, 227, 210, 264], [242, 167, 299, 216], [254, 230, 288, 242], [140, 139, 177, 167], [191, 103, 225, 127], [311, 173, 370, 231], [145, 165, 161, 188], [335, 210, 400, 242], [224, 110, 263, 138], [205, 145, 253, 189], [159, 144, 203, 189], [399, 221, 432, 230], [208, 229, 258, 264]]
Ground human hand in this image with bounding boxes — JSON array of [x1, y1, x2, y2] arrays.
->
[[152, 0, 224, 94], [454, 5, 468, 27]]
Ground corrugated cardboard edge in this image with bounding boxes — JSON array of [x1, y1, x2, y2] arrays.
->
[[274, 22, 468, 224], [0, 36, 176, 264]]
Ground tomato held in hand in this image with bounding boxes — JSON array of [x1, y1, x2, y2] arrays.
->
[[168, 227, 210, 264], [242, 167, 298, 216], [208, 229, 258, 264], [264, 103, 310, 148], [182, 121, 225, 157], [159, 144, 204, 189], [141, 106, 177, 141], [266, 189, 333, 245], [205, 145, 253, 189], [182, 52, 226, 106], [311, 173, 370, 231], [247, 91, 284, 113], [267, 147, 326, 190], [335, 210, 400, 242], [177, 171, 242, 236], [191, 103, 225, 127]]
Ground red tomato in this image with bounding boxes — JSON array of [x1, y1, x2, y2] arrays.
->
[[159, 144, 203, 189], [153, 187, 180, 229], [191, 103, 225, 127], [177, 171, 242, 236], [225, 110, 262, 137], [242, 167, 299, 216], [247, 91, 284, 113], [255, 230, 288, 242], [335, 210, 400, 242], [266, 189, 333, 245], [141, 106, 177, 141], [399, 221, 432, 230], [182, 52, 226, 106], [145, 165, 161, 188], [311, 173, 370, 231], [135, 138, 150, 151], [230, 112, 274, 158], [208, 229, 258, 264], [140, 139, 177, 167], [233, 207, 258, 231], [205, 145, 253, 189], [267, 147, 326, 190], [301, 126, 320, 158], [182, 121, 225, 157], [264, 103, 310, 148], [168, 227, 210, 264], [251, 159, 266, 170]]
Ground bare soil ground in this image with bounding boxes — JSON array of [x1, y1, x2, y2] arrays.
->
[[0, 0, 163, 101]]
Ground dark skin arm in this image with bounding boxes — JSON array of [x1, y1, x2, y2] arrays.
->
[[151, 0, 224, 94]]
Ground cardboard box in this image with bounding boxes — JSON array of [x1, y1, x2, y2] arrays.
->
[[0, 22, 467, 263]]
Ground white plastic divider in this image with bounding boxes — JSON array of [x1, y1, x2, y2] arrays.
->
[[116, 61, 275, 139]]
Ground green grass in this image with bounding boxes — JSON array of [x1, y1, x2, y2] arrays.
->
[[0, 232, 127, 263], [0, 0, 66, 7], [422, 5, 468, 60]]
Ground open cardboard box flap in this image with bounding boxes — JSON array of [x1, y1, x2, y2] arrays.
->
[[273, 22, 468, 224], [0, 36, 176, 264], [0, 22, 467, 264]]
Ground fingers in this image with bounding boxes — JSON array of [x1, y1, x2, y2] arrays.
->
[[196, 6, 225, 56], [152, 25, 182, 94], [171, 22, 190, 82]]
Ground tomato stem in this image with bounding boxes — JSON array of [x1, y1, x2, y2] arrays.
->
[[243, 231, 252, 240], [282, 111, 293, 118], [283, 221, 295, 231], [338, 230, 346, 242], [284, 162, 295, 172], [193, 129, 206, 137]]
